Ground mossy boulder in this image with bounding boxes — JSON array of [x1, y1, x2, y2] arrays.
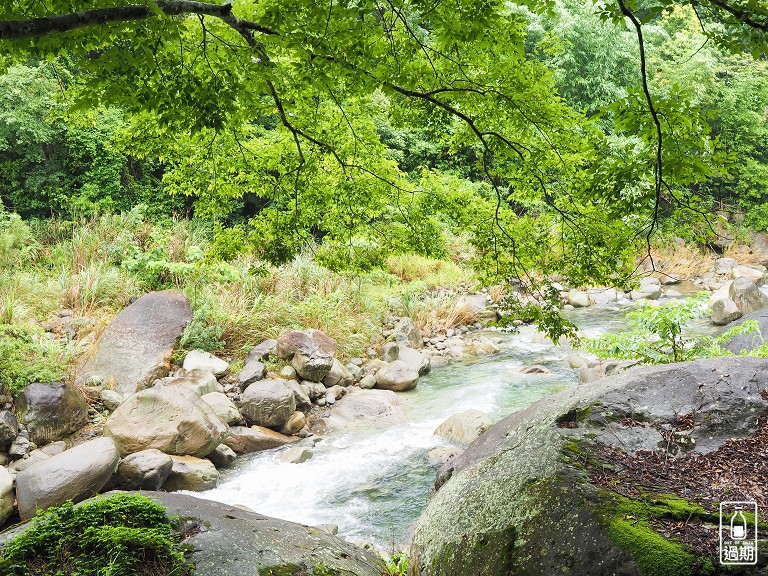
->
[[410, 357, 768, 576]]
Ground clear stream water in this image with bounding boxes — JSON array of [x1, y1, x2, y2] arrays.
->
[[199, 296, 716, 548]]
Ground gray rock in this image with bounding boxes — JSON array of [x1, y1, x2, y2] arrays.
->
[[379, 342, 400, 362], [207, 443, 237, 468], [326, 389, 408, 430], [732, 264, 765, 285], [278, 446, 313, 463], [183, 350, 229, 377], [302, 381, 326, 401], [9, 432, 30, 457], [99, 389, 124, 411], [392, 317, 423, 348], [114, 449, 173, 490], [0, 411, 18, 447], [0, 466, 13, 525], [715, 257, 738, 274], [660, 274, 681, 285], [163, 456, 219, 491], [434, 409, 493, 445], [412, 357, 768, 575], [279, 365, 297, 380], [201, 392, 241, 425], [284, 379, 312, 410], [278, 411, 306, 435], [224, 426, 299, 454], [566, 289, 590, 308], [322, 358, 354, 387], [345, 362, 363, 381], [359, 374, 376, 389], [427, 446, 462, 467], [76, 290, 191, 395], [314, 523, 339, 535], [711, 297, 742, 326], [729, 275, 768, 316], [237, 359, 266, 389], [15, 437, 120, 520], [237, 378, 296, 427], [459, 294, 497, 322], [15, 382, 89, 445], [276, 329, 337, 381], [588, 288, 619, 305], [103, 386, 229, 457], [245, 339, 277, 363], [397, 346, 431, 376], [102, 492, 386, 575], [164, 368, 219, 396], [9, 448, 50, 473], [520, 364, 552, 375], [716, 308, 768, 353], [374, 360, 419, 392]]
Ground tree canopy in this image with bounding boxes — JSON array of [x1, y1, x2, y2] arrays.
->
[[0, 0, 766, 290]]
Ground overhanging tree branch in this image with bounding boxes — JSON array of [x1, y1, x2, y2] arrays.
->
[[0, 1, 279, 40]]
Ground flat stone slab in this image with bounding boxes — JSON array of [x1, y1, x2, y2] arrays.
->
[[76, 291, 191, 395]]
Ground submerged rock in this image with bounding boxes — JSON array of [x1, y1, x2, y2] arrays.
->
[[411, 357, 768, 576]]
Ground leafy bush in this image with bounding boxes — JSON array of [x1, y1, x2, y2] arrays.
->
[[382, 551, 409, 576], [0, 493, 194, 576], [0, 325, 68, 395]]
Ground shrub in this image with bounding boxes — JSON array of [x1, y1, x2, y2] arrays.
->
[[0, 493, 194, 576], [0, 324, 68, 395]]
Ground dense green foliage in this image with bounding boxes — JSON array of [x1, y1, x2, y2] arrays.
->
[[0, 493, 194, 576], [584, 294, 766, 364]]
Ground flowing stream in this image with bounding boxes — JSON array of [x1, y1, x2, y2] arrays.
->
[[199, 296, 712, 548]]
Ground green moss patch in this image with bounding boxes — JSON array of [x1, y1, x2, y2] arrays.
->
[[0, 493, 194, 576]]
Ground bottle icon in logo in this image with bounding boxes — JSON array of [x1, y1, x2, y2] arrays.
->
[[731, 507, 747, 540]]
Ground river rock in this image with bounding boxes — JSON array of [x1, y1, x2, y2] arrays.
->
[[278, 411, 306, 435], [238, 378, 296, 427], [729, 275, 768, 316], [715, 257, 738, 274], [0, 467, 13, 525], [245, 339, 277, 363], [163, 456, 219, 492], [374, 360, 419, 391], [278, 446, 313, 464], [276, 329, 337, 381], [322, 358, 354, 387], [15, 382, 89, 445], [103, 386, 229, 457], [359, 374, 376, 389], [76, 290, 191, 395], [224, 426, 299, 453], [0, 411, 18, 448], [520, 365, 552, 375], [398, 346, 431, 376], [588, 287, 619, 305], [104, 492, 386, 575], [459, 294, 497, 322], [564, 289, 589, 308], [114, 449, 173, 490], [427, 446, 463, 467], [279, 365, 297, 379], [163, 368, 219, 396], [434, 409, 493, 445], [183, 350, 229, 377], [15, 437, 120, 520], [284, 379, 312, 410], [379, 341, 400, 362], [392, 317, 423, 348], [207, 443, 237, 468], [100, 389, 124, 411], [201, 392, 241, 425], [302, 381, 327, 402], [411, 357, 768, 575], [732, 264, 765, 285], [711, 298, 742, 326], [326, 389, 408, 429], [716, 308, 768, 353], [237, 359, 266, 389]]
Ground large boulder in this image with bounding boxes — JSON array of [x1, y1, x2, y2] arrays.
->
[[162, 456, 219, 492], [103, 386, 228, 457], [710, 297, 742, 326], [0, 467, 13, 526], [729, 275, 768, 316], [15, 382, 89, 444], [382, 344, 431, 376], [716, 308, 768, 354], [411, 357, 768, 576], [0, 411, 18, 448], [223, 426, 299, 454], [114, 449, 174, 490], [714, 257, 738, 274], [276, 329, 337, 381], [93, 491, 385, 575], [237, 378, 296, 427], [566, 290, 590, 308], [326, 389, 408, 430], [732, 264, 765, 285], [76, 290, 191, 395], [201, 392, 241, 425], [434, 409, 493, 445], [15, 437, 120, 520], [375, 360, 419, 391]]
